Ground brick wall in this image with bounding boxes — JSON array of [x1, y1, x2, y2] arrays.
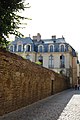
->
[[0, 48, 70, 116]]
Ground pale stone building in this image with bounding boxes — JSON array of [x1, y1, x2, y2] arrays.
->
[[8, 33, 79, 87]]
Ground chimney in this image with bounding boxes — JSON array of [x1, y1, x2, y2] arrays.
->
[[52, 35, 56, 39], [33, 36, 37, 40], [37, 33, 41, 41], [33, 33, 41, 41], [62, 35, 64, 39], [29, 34, 31, 37]]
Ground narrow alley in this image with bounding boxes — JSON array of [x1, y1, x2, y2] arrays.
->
[[0, 89, 80, 120]]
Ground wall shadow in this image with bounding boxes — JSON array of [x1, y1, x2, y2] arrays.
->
[[0, 89, 80, 120]]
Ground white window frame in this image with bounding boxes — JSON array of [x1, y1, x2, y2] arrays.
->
[[9, 45, 14, 52], [48, 55, 54, 68], [17, 44, 23, 52], [59, 44, 65, 52], [48, 44, 54, 52], [38, 45, 44, 52], [24, 44, 31, 52]]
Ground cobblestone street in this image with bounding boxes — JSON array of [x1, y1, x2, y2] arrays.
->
[[0, 89, 80, 120]]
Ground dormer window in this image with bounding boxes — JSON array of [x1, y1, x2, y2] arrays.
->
[[18, 45, 22, 52], [17, 41, 23, 52], [38, 45, 44, 52], [48, 45, 54, 52], [59, 44, 65, 52], [10, 45, 14, 52], [25, 44, 31, 52]]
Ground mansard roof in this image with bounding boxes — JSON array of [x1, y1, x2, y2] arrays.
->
[[9, 35, 77, 57], [68, 44, 77, 57], [41, 37, 66, 44], [10, 35, 66, 46], [11, 37, 33, 45]]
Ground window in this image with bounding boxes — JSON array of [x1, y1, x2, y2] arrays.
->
[[38, 55, 43, 65], [61, 45, 64, 52], [48, 55, 54, 68], [24, 44, 31, 52], [48, 45, 54, 52], [26, 45, 30, 52], [50, 45, 54, 52], [10, 46, 13, 52], [18, 45, 22, 52], [26, 55, 30, 60], [38, 45, 43, 52], [60, 55, 65, 68]]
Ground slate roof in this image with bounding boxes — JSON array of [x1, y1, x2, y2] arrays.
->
[[11, 37, 33, 45], [9, 36, 77, 57]]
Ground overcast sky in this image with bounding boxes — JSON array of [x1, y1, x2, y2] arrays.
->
[[19, 0, 80, 60]]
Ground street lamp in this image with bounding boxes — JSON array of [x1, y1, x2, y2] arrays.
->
[[51, 73, 55, 95]]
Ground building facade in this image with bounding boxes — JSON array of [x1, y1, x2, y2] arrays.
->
[[8, 33, 79, 87]]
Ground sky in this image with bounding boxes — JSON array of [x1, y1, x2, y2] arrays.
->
[[17, 0, 80, 60]]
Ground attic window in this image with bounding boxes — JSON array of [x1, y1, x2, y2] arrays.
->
[[18, 45, 22, 52], [10, 46, 13, 52], [26, 45, 30, 52], [38, 45, 44, 52], [25, 44, 31, 52]]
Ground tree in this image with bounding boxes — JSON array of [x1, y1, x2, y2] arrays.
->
[[0, 0, 30, 47]]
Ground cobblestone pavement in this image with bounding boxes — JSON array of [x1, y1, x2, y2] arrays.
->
[[0, 89, 80, 120]]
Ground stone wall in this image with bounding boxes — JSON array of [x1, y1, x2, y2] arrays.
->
[[0, 48, 70, 116], [72, 57, 77, 86]]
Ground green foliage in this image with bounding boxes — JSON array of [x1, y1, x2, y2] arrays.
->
[[0, 0, 30, 47]]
